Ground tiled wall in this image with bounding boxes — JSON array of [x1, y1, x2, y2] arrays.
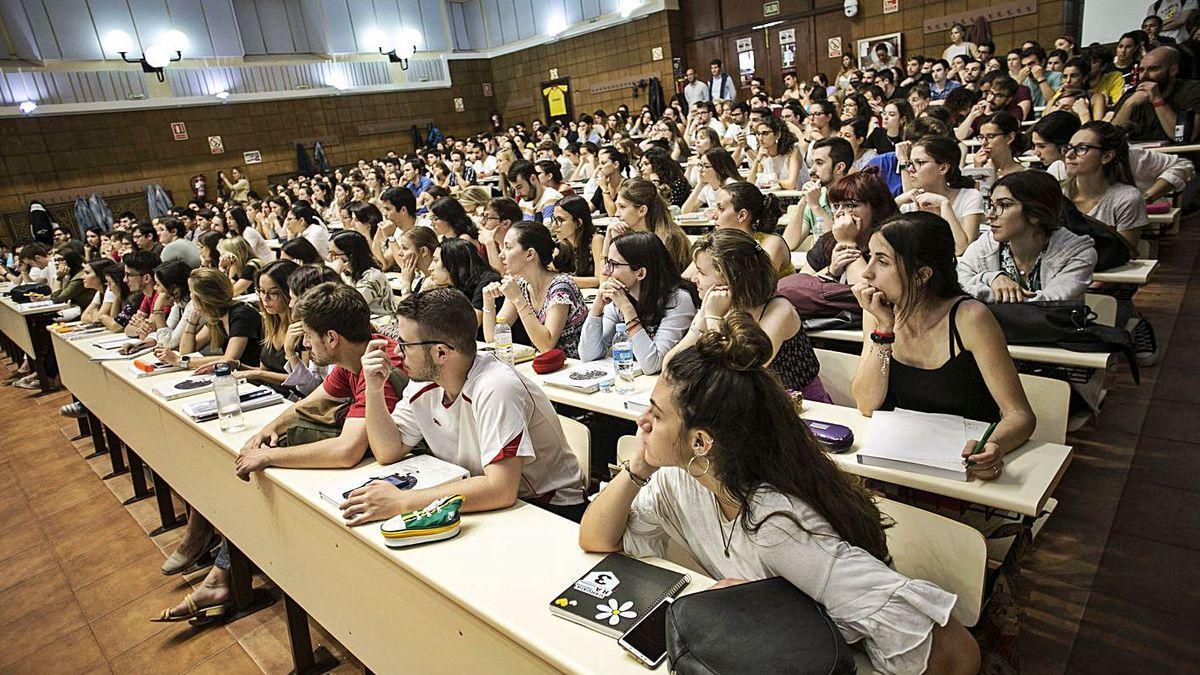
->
[[490, 12, 678, 125], [0, 59, 493, 239], [854, 0, 1070, 62]]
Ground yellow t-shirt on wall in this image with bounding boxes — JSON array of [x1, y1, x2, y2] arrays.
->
[[543, 84, 568, 117]]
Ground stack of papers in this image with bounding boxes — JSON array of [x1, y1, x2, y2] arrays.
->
[[857, 409, 992, 481]]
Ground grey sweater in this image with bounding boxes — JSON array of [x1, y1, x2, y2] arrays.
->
[[957, 228, 1097, 304]]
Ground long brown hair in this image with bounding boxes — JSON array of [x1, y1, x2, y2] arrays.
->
[[189, 267, 239, 348], [664, 312, 891, 562], [619, 177, 690, 270]]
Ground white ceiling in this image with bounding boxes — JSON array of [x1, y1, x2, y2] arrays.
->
[[0, 0, 629, 62]]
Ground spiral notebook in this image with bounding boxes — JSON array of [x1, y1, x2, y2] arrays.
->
[[549, 553, 689, 638]]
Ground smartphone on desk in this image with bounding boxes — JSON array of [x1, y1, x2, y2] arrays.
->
[[617, 596, 673, 668]]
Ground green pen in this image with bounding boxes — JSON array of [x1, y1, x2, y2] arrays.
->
[[963, 421, 999, 467]]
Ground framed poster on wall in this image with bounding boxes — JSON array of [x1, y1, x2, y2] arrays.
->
[[540, 77, 573, 125], [857, 32, 902, 70]]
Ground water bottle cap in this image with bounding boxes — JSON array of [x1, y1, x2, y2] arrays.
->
[[616, 322, 627, 331], [213, 362, 232, 376]]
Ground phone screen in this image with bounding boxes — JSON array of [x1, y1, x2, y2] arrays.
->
[[618, 598, 671, 667]]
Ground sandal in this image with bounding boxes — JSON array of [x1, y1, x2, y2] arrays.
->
[[161, 534, 219, 575], [151, 592, 229, 623]]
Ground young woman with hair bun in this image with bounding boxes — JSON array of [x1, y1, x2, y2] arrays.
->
[[581, 311, 981, 675], [715, 181, 794, 277]]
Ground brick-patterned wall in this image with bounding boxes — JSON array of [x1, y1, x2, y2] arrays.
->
[[490, 12, 678, 126], [0, 59, 493, 238], [852, 1, 1070, 63]]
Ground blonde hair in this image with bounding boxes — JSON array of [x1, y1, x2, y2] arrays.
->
[[217, 236, 257, 277], [692, 229, 777, 310], [188, 267, 238, 348], [619, 177, 691, 271], [457, 186, 491, 214]]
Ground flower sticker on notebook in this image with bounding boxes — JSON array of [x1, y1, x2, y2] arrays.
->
[[595, 599, 638, 626]]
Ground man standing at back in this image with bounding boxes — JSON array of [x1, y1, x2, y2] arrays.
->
[[709, 59, 736, 101], [352, 288, 586, 524], [683, 68, 709, 109]]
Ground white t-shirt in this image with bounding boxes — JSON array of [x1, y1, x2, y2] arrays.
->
[[301, 223, 330, 259], [242, 226, 273, 262], [1087, 183, 1149, 231], [624, 467, 957, 675], [1149, 0, 1198, 41], [900, 187, 985, 221], [390, 352, 585, 506], [90, 288, 115, 309], [473, 155, 498, 177]]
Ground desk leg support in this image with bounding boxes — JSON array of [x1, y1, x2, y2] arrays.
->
[[224, 539, 276, 622], [122, 448, 154, 505], [148, 471, 186, 536], [84, 412, 107, 459], [70, 398, 89, 441], [28, 315, 56, 395], [101, 428, 129, 480], [284, 594, 339, 675]]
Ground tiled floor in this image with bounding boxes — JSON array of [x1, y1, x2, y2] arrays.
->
[[1, 223, 1198, 673]]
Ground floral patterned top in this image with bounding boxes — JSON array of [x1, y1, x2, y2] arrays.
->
[[517, 274, 587, 358], [354, 267, 397, 316]]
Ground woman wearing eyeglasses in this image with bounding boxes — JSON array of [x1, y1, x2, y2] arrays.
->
[[896, 136, 986, 255], [1063, 121, 1147, 250], [550, 195, 601, 288], [684, 128, 722, 184], [231, 259, 302, 390], [958, 171, 1097, 304], [579, 232, 698, 374], [970, 112, 1028, 188], [681, 148, 740, 214], [482, 222, 588, 357], [805, 170, 900, 283], [747, 116, 809, 191], [329, 230, 396, 316], [668, 229, 827, 400], [479, 197, 523, 273]]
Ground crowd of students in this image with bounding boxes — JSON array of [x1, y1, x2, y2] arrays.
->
[[6, 16, 1197, 672]]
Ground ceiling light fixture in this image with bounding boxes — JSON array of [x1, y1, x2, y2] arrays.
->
[[365, 27, 419, 70], [104, 28, 184, 82], [18, 101, 36, 114]]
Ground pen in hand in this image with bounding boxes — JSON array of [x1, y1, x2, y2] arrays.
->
[[963, 421, 999, 467]]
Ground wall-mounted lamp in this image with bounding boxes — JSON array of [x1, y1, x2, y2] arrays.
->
[[214, 91, 230, 100], [18, 101, 36, 115], [105, 29, 187, 82], [619, 0, 641, 18], [364, 28, 419, 70]]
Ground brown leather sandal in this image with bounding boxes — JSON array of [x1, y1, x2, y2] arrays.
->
[[151, 592, 229, 623]]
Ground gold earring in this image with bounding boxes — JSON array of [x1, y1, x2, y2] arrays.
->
[[686, 453, 711, 477]]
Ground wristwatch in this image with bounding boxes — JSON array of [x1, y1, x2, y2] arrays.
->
[[180, 355, 190, 369]]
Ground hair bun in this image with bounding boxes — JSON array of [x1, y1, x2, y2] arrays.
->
[[694, 311, 773, 371]]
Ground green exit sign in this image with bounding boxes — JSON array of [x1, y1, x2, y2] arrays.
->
[[763, 1, 780, 16]]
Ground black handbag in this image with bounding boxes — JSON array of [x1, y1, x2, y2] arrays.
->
[[986, 300, 1138, 382], [9, 283, 50, 303], [666, 577, 857, 675]]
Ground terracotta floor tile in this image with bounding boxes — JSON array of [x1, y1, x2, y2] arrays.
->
[[59, 524, 160, 591], [1067, 589, 1200, 672], [183, 642, 262, 674], [237, 623, 294, 674], [2, 625, 110, 675], [107, 619, 235, 675], [0, 567, 74, 628], [89, 578, 198, 660], [1127, 437, 1200, 493], [75, 550, 183, 623], [1110, 480, 1200, 550], [0, 593, 89, 670], [0, 541, 58, 594], [1091, 531, 1200, 620]]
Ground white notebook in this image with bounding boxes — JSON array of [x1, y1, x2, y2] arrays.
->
[[543, 362, 641, 394], [318, 454, 470, 507], [857, 409, 992, 482], [152, 374, 216, 400]]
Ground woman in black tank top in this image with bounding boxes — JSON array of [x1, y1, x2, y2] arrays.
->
[[848, 212, 1035, 481]]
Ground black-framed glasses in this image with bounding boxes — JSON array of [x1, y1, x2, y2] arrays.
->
[[1063, 143, 1103, 157], [603, 257, 633, 271], [831, 200, 863, 212], [984, 198, 1019, 215], [396, 339, 456, 353]]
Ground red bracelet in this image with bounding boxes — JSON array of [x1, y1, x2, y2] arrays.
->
[[1153, 98, 1168, 108], [870, 330, 896, 345]]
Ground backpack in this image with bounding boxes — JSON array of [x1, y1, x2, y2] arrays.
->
[[1059, 200, 1134, 272], [426, 124, 445, 147]]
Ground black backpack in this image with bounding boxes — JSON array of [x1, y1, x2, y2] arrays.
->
[[1059, 200, 1135, 272]]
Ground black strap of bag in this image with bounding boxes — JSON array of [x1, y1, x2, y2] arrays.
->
[[666, 577, 857, 675]]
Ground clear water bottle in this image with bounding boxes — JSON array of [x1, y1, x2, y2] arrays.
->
[[212, 362, 245, 433], [494, 319, 513, 365], [612, 322, 636, 395]]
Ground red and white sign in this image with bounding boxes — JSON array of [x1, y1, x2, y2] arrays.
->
[[208, 135, 225, 154], [828, 37, 842, 59], [171, 122, 188, 140], [482, 82, 493, 97], [883, 0, 898, 14]]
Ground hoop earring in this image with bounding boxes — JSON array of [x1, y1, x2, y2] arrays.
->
[[686, 454, 711, 478]]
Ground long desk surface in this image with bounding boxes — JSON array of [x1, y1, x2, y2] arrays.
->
[[0, 294, 71, 356], [50, 328, 717, 674], [807, 327, 1112, 370], [515, 361, 1071, 518]]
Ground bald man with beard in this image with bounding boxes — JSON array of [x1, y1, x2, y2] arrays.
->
[[1113, 46, 1200, 142]]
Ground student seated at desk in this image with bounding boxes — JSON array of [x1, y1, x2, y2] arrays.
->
[[479, 197, 522, 273], [155, 283, 409, 622], [1063, 121, 1149, 251], [896, 136, 986, 255], [79, 259, 131, 331], [120, 251, 164, 339], [579, 232, 698, 374], [355, 287, 586, 523], [714, 182, 794, 278], [681, 147, 739, 214], [329, 230, 395, 316], [49, 245, 95, 312], [155, 267, 262, 373], [550, 195, 600, 287], [217, 236, 261, 296], [482, 222, 588, 357], [279, 237, 323, 266], [607, 177, 692, 274], [427, 239, 500, 327], [279, 265, 341, 397], [850, 212, 1035, 481], [670, 229, 827, 400], [804, 170, 899, 282], [958, 172, 1097, 303], [579, 315, 980, 675], [387, 226, 438, 299], [119, 261, 203, 356], [232, 259, 300, 393]]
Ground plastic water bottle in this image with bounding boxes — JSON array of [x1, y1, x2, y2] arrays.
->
[[212, 362, 245, 433], [612, 323, 636, 395], [494, 319, 513, 365]]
